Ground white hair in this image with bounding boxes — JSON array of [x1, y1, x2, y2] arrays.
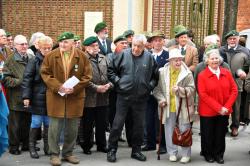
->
[[37, 36, 53, 46], [203, 35, 217, 45], [14, 35, 28, 45], [29, 32, 45, 46], [204, 49, 223, 65], [0, 29, 6, 36], [132, 34, 147, 45]]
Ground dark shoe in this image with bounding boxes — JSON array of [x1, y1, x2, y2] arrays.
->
[[205, 156, 214, 163], [83, 149, 91, 155], [29, 128, 40, 159], [107, 149, 116, 162], [141, 145, 156, 151], [21, 145, 29, 151], [9, 149, 21, 155], [131, 152, 147, 161], [215, 157, 224, 164], [231, 128, 238, 137], [97, 147, 108, 153]]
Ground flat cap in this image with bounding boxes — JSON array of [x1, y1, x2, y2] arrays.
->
[[94, 22, 107, 33], [225, 30, 239, 40], [82, 36, 98, 46], [58, 32, 74, 42]]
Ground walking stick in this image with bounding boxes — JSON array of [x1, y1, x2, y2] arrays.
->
[[157, 107, 164, 160]]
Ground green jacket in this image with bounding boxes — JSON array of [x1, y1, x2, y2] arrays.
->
[[3, 50, 33, 111]]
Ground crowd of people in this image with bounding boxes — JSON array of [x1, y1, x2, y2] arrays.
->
[[0, 21, 250, 166]]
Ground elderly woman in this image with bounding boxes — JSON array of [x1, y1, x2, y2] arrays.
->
[[197, 47, 238, 164], [22, 36, 53, 159], [153, 48, 195, 163]]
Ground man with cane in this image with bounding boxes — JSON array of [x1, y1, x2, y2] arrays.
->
[[41, 32, 92, 166]]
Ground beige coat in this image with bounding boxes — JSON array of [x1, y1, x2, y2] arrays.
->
[[169, 45, 198, 72], [153, 62, 195, 124], [41, 48, 92, 118]]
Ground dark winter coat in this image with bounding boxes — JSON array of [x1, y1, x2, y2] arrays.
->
[[22, 52, 47, 115]]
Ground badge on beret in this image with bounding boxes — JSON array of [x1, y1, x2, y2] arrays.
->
[[74, 64, 78, 72]]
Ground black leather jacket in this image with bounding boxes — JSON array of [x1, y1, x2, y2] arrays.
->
[[108, 48, 159, 100]]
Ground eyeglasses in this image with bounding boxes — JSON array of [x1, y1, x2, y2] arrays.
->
[[16, 43, 28, 46]]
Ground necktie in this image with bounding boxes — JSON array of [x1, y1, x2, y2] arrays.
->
[[181, 47, 185, 55], [22, 56, 28, 63], [102, 40, 107, 53], [156, 55, 161, 64]]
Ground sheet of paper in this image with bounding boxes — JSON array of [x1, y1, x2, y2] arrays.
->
[[58, 76, 80, 96]]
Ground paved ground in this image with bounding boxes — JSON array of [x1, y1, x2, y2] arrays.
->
[[1, 121, 250, 166]]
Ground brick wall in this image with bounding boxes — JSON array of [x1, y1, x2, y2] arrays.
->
[[0, 0, 2, 28], [152, 0, 220, 45], [1, 0, 113, 42], [237, 0, 250, 31]]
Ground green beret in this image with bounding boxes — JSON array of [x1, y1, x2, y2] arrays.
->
[[94, 22, 107, 33], [123, 30, 135, 37], [174, 25, 188, 38], [114, 35, 127, 44], [205, 44, 219, 54], [74, 35, 81, 41], [82, 36, 98, 46], [6, 31, 12, 37], [148, 30, 165, 42], [225, 30, 239, 40], [58, 32, 74, 42]]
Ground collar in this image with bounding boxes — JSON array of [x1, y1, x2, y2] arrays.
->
[[208, 66, 220, 75], [98, 36, 106, 43], [152, 49, 163, 56], [227, 45, 238, 50], [178, 44, 187, 50]]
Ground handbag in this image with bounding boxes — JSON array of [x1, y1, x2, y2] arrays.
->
[[172, 89, 192, 147]]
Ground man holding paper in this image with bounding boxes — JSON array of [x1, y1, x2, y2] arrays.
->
[[41, 32, 92, 166]]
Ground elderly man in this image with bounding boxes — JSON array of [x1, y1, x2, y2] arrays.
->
[[78, 36, 112, 155], [41, 32, 92, 166], [3, 35, 33, 155], [142, 31, 169, 153], [107, 34, 158, 162], [220, 30, 250, 137], [0, 29, 12, 62], [169, 25, 198, 72], [94, 21, 112, 55]]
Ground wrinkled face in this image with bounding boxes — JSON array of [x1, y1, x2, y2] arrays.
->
[[176, 34, 188, 47], [207, 53, 220, 70], [59, 39, 74, 52], [15, 40, 28, 54], [116, 40, 128, 50], [7, 36, 14, 48], [227, 36, 239, 48], [132, 41, 145, 56], [86, 42, 99, 56], [39, 43, 52, 56], [170, 57, 182, 69], [0, 33, 7, 45], [152, 36, 164, 51]]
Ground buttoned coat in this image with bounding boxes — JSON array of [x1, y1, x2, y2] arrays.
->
[[153, 62, 195, 124], [84, 53, 111, 108], [40, 48, 92, 118], [169, 45, 198, 72]]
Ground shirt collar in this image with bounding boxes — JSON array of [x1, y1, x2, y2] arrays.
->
[[178, 44, 187, 50], [227, 45, 238, 50], [152, 49, 163, 56]]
